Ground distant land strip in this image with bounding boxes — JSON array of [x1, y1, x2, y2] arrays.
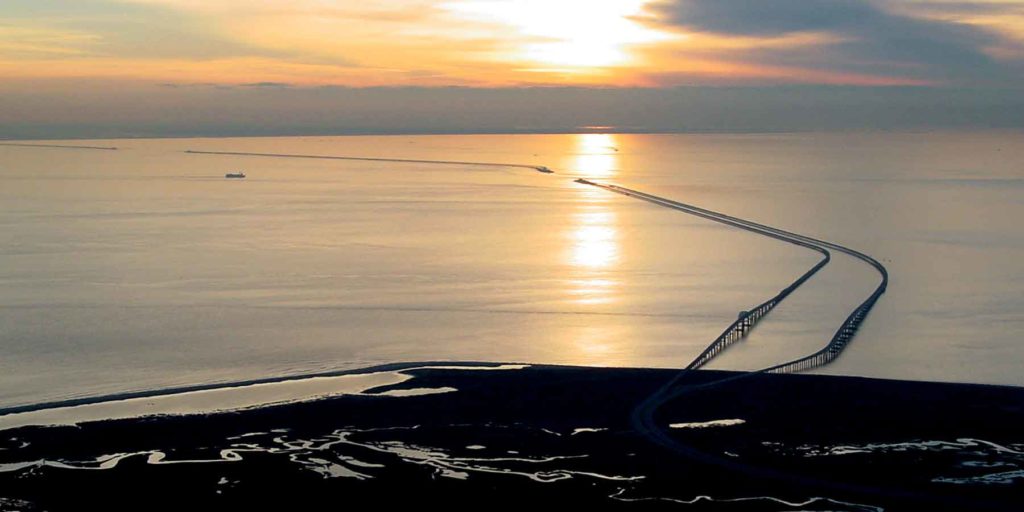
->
[[0, 142, 118, 151], [184, 149, 553, 173]]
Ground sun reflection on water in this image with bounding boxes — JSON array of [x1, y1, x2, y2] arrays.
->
[[571, 213, 619, 269], [572, 325, 618, 366], [574, 133, 618, 178], [566, 134, 622, 314]]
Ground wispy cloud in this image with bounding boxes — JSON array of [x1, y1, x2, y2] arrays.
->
[[644, 0, 1023, 86], [0, 0, 280, 60]]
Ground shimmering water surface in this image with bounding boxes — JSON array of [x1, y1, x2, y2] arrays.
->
[[1, 132, 1022, 407]]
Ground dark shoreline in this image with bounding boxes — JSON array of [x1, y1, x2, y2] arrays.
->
[[1, 366, 1022, 511], [2, 360, 1018, 417]]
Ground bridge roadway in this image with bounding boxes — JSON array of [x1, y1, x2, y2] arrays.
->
[[179, 148, 885, 375], [184, 149, 553, 173], [574, 179, 834, 372], [176, 149, 885, 375], [574, 179, 888, 373], [573, 178, 902, 505]]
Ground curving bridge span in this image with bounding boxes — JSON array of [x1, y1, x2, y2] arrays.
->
[[574, 179, 888, 375], [572, 177, 891, 501], [179, 147, 887, 375]]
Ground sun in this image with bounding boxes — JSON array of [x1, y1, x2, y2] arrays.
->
[[443, 0, 669, 69]]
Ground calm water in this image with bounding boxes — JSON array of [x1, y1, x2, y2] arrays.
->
[[1, 132, 1022, 407]]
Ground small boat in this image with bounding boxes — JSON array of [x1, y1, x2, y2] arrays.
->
[[225, 172, 246, 179]]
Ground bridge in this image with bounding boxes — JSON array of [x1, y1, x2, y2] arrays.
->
[[573, 180, 832, 372], [183, 149, 552, 173], [174, 150, 888, 400], [177, 148, 886, 375], [573, 179, 887, 375], [178, 147, 886, 374], [571, 177, 891, 500]]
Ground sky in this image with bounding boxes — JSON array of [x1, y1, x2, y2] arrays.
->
[[2, 0, 1023, 138]]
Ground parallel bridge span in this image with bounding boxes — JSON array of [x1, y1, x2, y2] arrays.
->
[[574, 178, 887, 374]]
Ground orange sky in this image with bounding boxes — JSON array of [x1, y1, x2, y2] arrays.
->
[[2, 0, 1022, 88]]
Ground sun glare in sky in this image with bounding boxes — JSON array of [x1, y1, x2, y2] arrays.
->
[[444, 0, 671, 70]]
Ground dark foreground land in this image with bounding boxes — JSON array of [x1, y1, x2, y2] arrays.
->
[[1, 365, 1022, 511]]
